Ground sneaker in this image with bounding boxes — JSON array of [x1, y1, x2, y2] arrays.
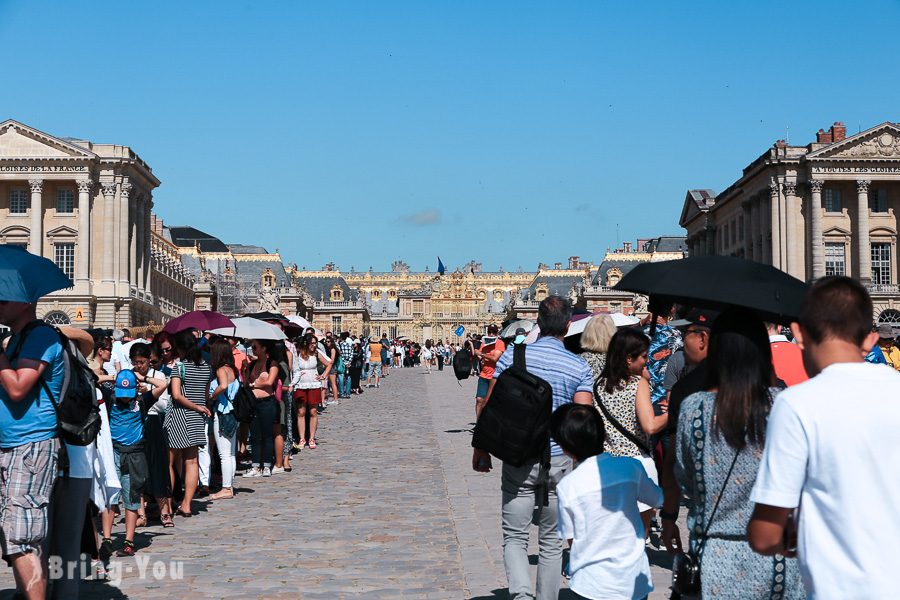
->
[[262, 467, 272, 477], [99, 537, 113, 562], [242, 467, 262, 478], [116, 540, 136, 557], [271, 466, 285, 475]]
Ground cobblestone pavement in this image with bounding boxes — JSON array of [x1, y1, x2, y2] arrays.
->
[[0, 367, 682, 599]]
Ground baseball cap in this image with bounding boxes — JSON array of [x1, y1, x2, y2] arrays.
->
[[115, 370, 138, 399], [670, 308, 718, 329]]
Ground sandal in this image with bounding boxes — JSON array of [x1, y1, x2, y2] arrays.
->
[[135, 515, 148, 528], [298, 438, 306, 448], [309, 439, 317, 449], [175, 507, 192, 518], [161, 513, 175, 528]]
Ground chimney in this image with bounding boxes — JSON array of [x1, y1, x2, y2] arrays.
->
[[569, 256, 579, 268], [554, 262, 562, 270], [623, 242, 632, 252], [816, 128, 833, 144], [830, 122, 846, 142]]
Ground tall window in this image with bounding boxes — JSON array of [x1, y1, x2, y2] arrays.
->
[[331, 316, 341, 333], [56, 189, 74, 213], [389, 325, 398, 339], [54, 243, 75, 279], [9, 189, 27, 214], [824, 188, 842, 213], [869, 188, 888, 213], [412, 300, 424, 316], [872, 243, 892, 285], [825, 243, 845, 276]]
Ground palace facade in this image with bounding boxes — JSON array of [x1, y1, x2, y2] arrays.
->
[[680, 120, 900, 324], [0, 119, 185, 328]]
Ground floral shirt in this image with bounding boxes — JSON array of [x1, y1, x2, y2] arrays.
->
[[644, 323, 683, 404]]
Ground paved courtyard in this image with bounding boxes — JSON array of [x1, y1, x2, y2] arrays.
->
[[0, 367, 679, 599]]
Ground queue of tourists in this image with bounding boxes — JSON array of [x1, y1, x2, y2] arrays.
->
[[471, 278, 900, 600], [0, 289, 424, 599]]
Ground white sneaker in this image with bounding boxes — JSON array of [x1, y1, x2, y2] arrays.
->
[[271, 466, 285, 474], [242, 467, 261, 478], [262, 466, 272, 477]]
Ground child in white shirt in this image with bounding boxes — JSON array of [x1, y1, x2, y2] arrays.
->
[[552, 403, 663, 600]]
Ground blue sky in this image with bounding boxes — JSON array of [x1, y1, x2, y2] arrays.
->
[[2, 0, 897, 272]]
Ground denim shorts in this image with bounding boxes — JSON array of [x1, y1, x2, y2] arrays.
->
[[476, 376, 491, 398], [113, 448, 142, 512], [368, 363, 382, 377]]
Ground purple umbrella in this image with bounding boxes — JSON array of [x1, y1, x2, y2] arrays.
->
[[163, 310, 234, 334]]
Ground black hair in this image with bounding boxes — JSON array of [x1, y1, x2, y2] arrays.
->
[[599, 328, 649, 394], [706, 308, 773, 449], [798, 276, 872, 346], [174, 329, 203, 365], [537, 295, 572, 337], [129, 342, 152, 361], [550, 404, 606, 462]]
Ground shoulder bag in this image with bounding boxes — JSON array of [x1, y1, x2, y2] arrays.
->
[[671, 444, 742, 596], [592, 379, 652, 456]]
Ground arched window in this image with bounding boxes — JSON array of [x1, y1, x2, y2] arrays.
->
[[535, 283, 549, 301], [372, 289, 381, 300], [43, 311, 70, 326], [330, 284, 344, 302], [261, 268, 276, 288], [878, 308, 900, 325]]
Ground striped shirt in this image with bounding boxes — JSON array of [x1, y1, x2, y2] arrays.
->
[[494, 336, 594, 457]]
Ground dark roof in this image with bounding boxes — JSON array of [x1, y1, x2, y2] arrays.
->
[[233, 258, 289, 287], [647, 236, 688, 253], [294, 275, 354, 301], [524, 274, 581, 298], [592, 259, 643, 286], [168, 226, 230, 253], [229, 244, 270, 255]]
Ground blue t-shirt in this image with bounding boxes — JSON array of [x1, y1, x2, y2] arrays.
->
[[109, 391, 151, 445], [0, 325, 64, 449]]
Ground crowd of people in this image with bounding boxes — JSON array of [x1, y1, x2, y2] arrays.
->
[[2, 275, 898, 599], [472, 278, 900, 600], [0, 302, 477, 599]]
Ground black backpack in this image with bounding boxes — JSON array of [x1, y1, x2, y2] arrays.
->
[[11, 321, 101, 446], [452, 346, 473, 380], [231, 382, 256, 423], [471, 344, 553, 467]]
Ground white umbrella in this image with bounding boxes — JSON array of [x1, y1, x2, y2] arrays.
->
[[209, 317, 287, 340], [565, 315, 593, 337], [287, 315, 312, 330], [523, 325, 541, 344], [500, 320, 535, 338], [611, 312, 640, 327]]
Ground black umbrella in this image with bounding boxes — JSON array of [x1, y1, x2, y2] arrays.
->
[[244, 311, 289, 322], [614, 255, 809, 325]]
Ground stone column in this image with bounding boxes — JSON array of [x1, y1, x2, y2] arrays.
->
[[783, 182, 802, 278], [750, 194, 761, 261], [809, 179, 825, 280], [135, 192, 144, 291], [76, 179, 92, 283], [101, 182, 116, 283], [857, 179, 872, 283], [144, 197, 153, 294], [120, 182, 132, 285], [769, 179, 781, 269], [28, 179, 43, 256], [742, 200, 753, 258]]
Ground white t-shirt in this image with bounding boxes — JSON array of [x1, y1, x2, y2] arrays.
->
[[751, 362, 900, 598], [557, 453, 663, 600]]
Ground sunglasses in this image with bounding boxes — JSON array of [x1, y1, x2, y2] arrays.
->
[[161, 346, 173, 353]]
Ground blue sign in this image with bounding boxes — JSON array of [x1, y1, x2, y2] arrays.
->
[[454, 325, 465, 337]]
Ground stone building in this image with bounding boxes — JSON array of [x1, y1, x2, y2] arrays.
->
[[680, 120, 900, 324], [0, 119, 173, 327], [583, 237, 687, 315], [165, 224, 309, 318]]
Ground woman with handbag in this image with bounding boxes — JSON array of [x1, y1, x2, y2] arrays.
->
[[322, 337, 340, 405], [208, 339, 239, 499], [594, 327, 669, 534], [349, 340, 365, 395], [674, 309, 804, 599]]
